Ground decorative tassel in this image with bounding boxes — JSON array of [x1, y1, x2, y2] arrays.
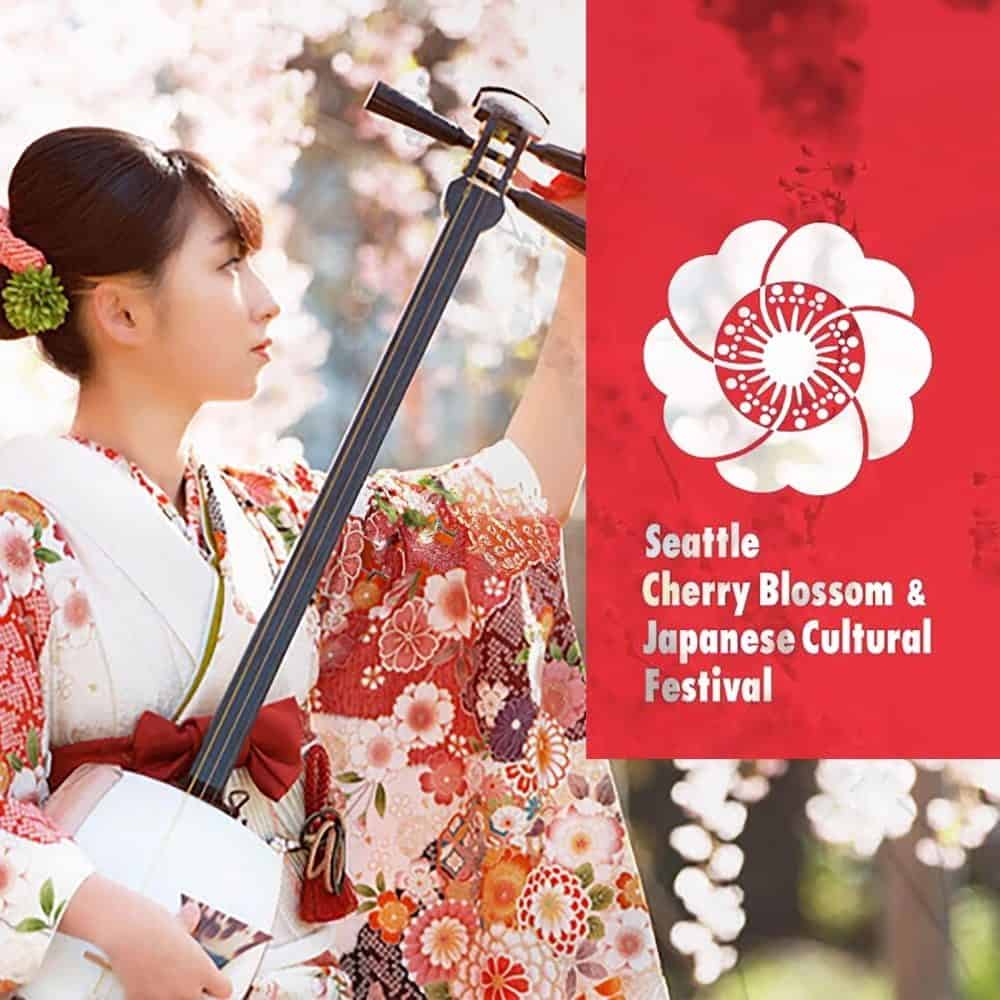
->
[[299, 742, 358, 922], [529, 170, 586, 203]]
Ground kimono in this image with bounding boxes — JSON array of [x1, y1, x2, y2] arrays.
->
[[0, 431, 669, 999]]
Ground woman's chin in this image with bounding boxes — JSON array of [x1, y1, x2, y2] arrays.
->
[[207, 380, 262, 404], [239, 368, 267, 400]]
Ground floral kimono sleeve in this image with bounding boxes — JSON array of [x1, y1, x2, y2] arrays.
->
[[434, 441, 669, 999], [0, 496, 95, 992], [270, 440, 668, 999]]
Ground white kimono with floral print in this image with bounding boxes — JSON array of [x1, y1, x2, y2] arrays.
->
[[0, 433, 668, 999]]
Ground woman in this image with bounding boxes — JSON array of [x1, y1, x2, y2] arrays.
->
[[0, 128, 668, 999]]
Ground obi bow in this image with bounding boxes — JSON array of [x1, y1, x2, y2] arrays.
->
[[49, 696, 305, 801]]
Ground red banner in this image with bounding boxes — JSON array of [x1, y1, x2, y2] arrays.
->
[[588, 0, 1000, 756]]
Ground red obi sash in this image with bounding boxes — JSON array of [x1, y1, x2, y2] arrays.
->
[[49, 696, 306, 802], [48, 695, 358, 921]]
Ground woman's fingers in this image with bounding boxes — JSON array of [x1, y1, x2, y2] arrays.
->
[[204, 968, 234, 998], [173, 903, 232, 997]]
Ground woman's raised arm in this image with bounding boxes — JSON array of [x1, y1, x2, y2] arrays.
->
[[505, 246, 586, 526]]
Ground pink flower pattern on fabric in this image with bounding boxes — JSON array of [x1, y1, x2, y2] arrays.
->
[[0, 435, 669, 998], [378, 598, 439, 672]]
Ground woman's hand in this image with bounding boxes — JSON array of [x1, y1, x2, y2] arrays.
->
[[105, 896, 233, 1000], [61, 873, 232, 999], [505, 169, 587, 526]]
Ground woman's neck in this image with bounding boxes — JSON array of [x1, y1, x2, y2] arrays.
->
[[71, 379, 196, 518]]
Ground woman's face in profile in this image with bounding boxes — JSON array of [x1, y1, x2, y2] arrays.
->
[[143, 197, 280, 407]]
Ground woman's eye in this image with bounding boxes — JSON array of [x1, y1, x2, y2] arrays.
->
[[223, 254, 244, 269]]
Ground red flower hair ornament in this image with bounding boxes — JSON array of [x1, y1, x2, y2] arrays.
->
[[0, 205, 69, 335]]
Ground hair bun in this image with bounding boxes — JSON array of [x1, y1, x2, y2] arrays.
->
[[3, 125, 262, 379]]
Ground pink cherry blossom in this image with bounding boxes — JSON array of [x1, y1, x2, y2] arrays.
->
[[603, 909, 657, 973], [50, 576, 95, 649], [0, 514, 37, 598], [378, 598, 440, 673], [424, 567, 474, 638], [546, 800, 625, 869], [393, 681, 454, 747], [349, 717, 406, 782], [419, 749, 467, 806], [540, 661, 586, 729]]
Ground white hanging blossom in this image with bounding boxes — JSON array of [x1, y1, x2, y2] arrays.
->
[[670, 754, 1000, 986], [912, 760, 1000, 869], [807, 759, 918, 857], [668, 759, 786, 984]]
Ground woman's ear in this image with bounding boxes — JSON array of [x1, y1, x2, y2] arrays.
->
[[85, 277, 154, 349]]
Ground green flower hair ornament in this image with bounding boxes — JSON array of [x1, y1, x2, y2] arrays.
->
[[2, 264, 69, 335]]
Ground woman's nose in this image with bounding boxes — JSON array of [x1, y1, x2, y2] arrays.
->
[[257, 296, 281, 323], [252, 277, 281, 323]]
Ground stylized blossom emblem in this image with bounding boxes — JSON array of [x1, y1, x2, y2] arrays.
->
[[643, 220, 932, 494]]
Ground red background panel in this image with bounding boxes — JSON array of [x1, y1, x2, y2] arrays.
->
[[587, 1, 1000, 757]]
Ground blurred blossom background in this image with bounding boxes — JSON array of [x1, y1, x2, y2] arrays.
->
[[4, 2, 1000, 998]]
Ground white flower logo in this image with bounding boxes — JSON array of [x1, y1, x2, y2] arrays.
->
[[643, 220, 932, 495]]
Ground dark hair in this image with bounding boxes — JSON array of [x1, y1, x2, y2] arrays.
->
[[0, 126, 262, 381]]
